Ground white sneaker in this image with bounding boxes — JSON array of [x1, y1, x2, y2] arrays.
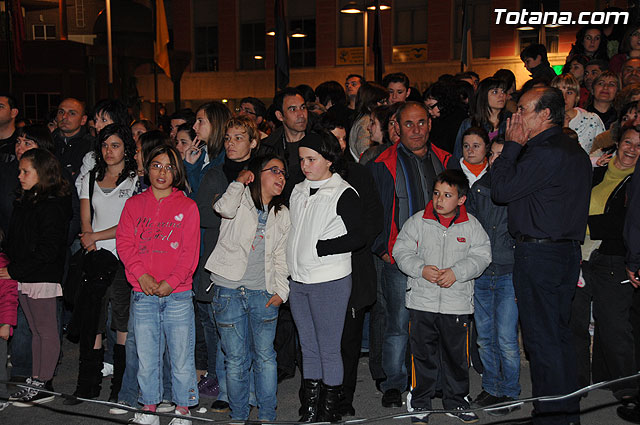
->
[[109, 401, 133, 415], [168, 409, 192, 425], [0, 401, 9, 411], [8, 377, 32, 401], [128, 411, 160, 425], [157, 400, 176, 412]]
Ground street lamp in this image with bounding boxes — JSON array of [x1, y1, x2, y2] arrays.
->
[[290, 28, 308, 38], [340, 1, 390, 79], [266, 28, 308, 37]]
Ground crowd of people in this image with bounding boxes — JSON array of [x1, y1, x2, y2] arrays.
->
[[2, 16, 640, 425]]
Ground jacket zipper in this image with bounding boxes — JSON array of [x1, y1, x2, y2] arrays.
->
[[604, 175, 631, 214], [438, 226, 447, 313]]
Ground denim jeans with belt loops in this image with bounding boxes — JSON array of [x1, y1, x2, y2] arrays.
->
[[212, 285, 279, 421], [132, 290, 198, 407]]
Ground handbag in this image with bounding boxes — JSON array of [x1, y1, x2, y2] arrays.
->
[[62, 170, 100, 309], [66, 248, 119, 344], [62, 247, 86, 308]]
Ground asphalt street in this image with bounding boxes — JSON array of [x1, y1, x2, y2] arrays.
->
[[0, 336, 632, 424]]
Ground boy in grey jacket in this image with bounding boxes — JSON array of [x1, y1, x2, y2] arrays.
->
[[393, 170, 491, 424]]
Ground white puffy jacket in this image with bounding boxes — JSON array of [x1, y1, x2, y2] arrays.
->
[[287, 174, 354, 284], [205, 181, 290, 302], [393, 202, 491, 314]]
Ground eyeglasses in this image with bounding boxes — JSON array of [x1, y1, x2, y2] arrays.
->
[[261, 166, 288, 178], [235, 107, 256, 116], [426, 102, 439, 110], [150, 162, 175, 172]]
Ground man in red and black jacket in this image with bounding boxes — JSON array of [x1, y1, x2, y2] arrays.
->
[[366, 101, 450, 409]]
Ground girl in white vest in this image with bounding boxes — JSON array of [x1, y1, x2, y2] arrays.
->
[[287, 131, 364, 423]]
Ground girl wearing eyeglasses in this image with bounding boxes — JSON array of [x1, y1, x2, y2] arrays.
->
[[193, 115, 262, 414], [203, 153, 289, 422], [116, 144, 201, 424]]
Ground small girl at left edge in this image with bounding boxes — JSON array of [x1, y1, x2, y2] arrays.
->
[[116, 144, 201, 425]]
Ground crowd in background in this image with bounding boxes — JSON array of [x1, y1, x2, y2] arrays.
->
[[2, 9, 640, 425]]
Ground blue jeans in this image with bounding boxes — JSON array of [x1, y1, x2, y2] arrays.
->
[[10, 303, 32, 377], [207, 300, 258, 406], [132, 290, 198, 407], [196, 301, 218, 377], [119, 294, 173, 406], [379, 260, 410, 393], [474, 273, 520, 399], [212, 286, 278, 421]]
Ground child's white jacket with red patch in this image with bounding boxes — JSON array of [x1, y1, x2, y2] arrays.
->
[[392, 201, 491, 315]]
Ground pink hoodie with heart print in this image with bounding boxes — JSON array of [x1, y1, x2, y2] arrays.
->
[[116, 188, 200, 293]]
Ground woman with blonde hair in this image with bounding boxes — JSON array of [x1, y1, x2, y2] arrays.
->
[[551, 73, 605, 153]]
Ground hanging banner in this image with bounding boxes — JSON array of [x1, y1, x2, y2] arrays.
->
[[392, 44, 428, 63], [337, 47, 364, 65]]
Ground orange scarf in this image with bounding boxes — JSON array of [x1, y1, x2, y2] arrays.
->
[[463, 159, 488, 177]]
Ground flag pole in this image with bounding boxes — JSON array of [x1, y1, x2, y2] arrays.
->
[[106, 0, 114, 97], [152, 0, 158, 125], [6, 0, 13, 93], [363, 10, 368, 80]]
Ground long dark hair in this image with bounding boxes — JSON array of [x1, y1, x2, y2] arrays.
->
[[423, 80, 464, 118], [18, 148, 70, 203], [620, 24, 640, 55], [248, 154, 286, 215], [17, 124, 56, 154], [196, 101, 232, 159], [471, 77, 508, 130], [570, 25, 608, 60], [93, 123, 137, 185], [371, 103, 401, 145], [561, 54, 589, 78], [355, 82, 388, 120]]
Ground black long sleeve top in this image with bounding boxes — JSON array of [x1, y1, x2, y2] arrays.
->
[[491, 126, 592, 242], [314, 187, 365, 257], [625, 167, 640, 271]]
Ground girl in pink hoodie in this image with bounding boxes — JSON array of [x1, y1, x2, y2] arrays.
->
[[116, 145, 200, 425]]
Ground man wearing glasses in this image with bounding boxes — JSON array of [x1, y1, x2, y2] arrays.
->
[[345, 74, 364, 111], [236, 97, 268, 139]]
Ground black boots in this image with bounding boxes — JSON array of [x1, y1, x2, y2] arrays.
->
[[109, 344, 126, 402], [64, 348, 104, 405], [318, 383, 343, 422], [298, 379, 321, 422], [298, 380, 343, 423]]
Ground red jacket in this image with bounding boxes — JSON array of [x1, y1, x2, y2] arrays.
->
[[0, 253, 18, 335], [368, 142, 451, 263]]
